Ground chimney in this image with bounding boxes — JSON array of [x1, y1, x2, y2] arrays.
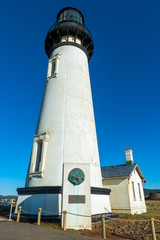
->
[[124, 148, 134, 165]]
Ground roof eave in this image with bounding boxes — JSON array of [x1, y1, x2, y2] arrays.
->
[[102, 176, 129, 180], [128, 164, 146, 183]]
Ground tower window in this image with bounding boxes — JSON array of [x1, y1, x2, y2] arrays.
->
[[34, 141, 42, 172], [51, 61, 55, 76], [61, 35, 81, 45], [61, 36, 68, 42], [47, 54, 60, 79], [68, 36, 75, 42], [75, 38, 81, 44], [132, 182, 136, 200], [29, 132, 50, 178]]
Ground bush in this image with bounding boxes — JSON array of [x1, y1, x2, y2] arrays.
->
[[148, 192, 157, 200]]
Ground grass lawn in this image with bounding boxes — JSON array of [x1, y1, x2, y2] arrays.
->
[[117, 200, 160, 220], [40, 222, 80, 234]]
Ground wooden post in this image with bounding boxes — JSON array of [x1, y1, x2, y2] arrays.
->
[[151, 218, 157, 240], [102, 215, 106, 239], [16, 206, 22, 222], [37, 208, 42, 226], [9, 203, 13, 221], [63, 211, 67, 231]]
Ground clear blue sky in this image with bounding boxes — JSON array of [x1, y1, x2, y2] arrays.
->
[[0, 0, 160, 195]]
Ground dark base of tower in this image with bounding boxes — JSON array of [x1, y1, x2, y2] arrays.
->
[[12, 213, 61, 223], [92, 213, 119, 222], [12, 212, 118, 223], [17, 186, 111, 195]]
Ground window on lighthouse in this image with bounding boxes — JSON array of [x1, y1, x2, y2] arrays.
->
[[61, 35, 81, 44], [48, 60, 56, 77], [29, 132, 50, 178], [47, 54, 60, 79], [61, 36, 68, 42], [51, 61, 55, 76], [35, 141, 42, 172], [68, 36, 75, 42]]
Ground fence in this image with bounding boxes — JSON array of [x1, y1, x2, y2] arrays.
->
[[0, 201, 16, 221], [14, 206, 160, 239], [1, 202, 159, 239], [0, 200, 16, 208]]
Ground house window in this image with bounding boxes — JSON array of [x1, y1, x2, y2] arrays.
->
[[47, 54, 60, 79], [29, 132, 50, 178], [34, 140, 42, 172], [132, 182, 136, 200], [138, 183, 142, 200]]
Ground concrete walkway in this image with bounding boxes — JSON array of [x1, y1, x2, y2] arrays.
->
[[0, 221, 101, 240]]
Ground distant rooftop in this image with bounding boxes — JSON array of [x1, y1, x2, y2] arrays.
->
[[101, 163, 146, 182], [101, 163, 136, 178]]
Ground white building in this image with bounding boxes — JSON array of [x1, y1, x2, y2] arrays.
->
[[102, 148, 146, 214], [16, 7, 111, 229]]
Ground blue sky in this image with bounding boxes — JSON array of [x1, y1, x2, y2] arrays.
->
[[0, 0, 160, 195]]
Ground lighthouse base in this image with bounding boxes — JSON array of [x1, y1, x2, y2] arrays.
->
[[15, 192, 62, 216], [16, 163, 111, 230], [16, 186, 111, 229]]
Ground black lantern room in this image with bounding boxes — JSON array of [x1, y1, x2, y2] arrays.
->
[[45, 7, 94, 60]]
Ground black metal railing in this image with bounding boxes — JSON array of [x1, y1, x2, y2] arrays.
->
[[47, 21, 92, 39]]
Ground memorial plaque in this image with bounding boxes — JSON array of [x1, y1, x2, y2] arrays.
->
[[68, 168, 85, 186], [68, 195, 85, 204]]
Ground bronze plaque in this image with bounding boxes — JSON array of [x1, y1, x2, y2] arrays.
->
[[68, 195, 85, 204], [68, 168, 85, 186]]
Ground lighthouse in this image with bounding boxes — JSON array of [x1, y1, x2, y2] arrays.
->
[[16, 7, 111, 229]]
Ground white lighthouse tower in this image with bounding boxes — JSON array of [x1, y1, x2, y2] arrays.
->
[[16, 7, 111, 229]]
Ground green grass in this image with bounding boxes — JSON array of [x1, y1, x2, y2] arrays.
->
[[40, 222, 79, 234], [118, 210, 160, 220], [116, 201, 160, 220], [40, 222, 62, 230], [66, 229, 80, 234]]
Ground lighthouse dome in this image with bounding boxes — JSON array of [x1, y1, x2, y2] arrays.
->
[[57, 7, 84, 25]]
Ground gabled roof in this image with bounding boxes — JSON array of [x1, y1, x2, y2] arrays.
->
[[101, 163, 146, 182]]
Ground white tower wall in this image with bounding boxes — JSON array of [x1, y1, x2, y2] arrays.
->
[[26, 45, 102, 188]]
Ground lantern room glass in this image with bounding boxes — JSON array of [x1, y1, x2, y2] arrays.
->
[[58, 9, 83, 24]]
